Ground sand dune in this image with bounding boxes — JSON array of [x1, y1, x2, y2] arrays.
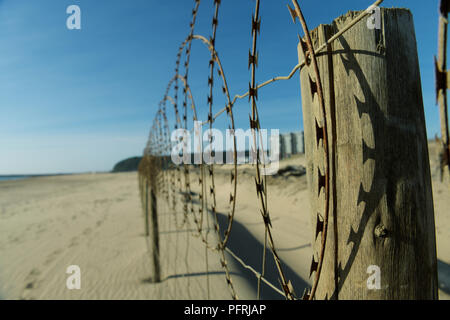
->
[[0, 143, 449, 299]]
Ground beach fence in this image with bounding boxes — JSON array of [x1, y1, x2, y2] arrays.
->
[[138, 0, 442, 300]]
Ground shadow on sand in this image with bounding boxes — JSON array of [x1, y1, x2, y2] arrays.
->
[[155, 209, 310, 299], [215, 212, 309, 299]]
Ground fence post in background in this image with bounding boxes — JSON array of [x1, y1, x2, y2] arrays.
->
[[299, 8, 438, 299], [149, 187, 161, 283], [138, 156, 161, 283], [145, 179, 149, 237]]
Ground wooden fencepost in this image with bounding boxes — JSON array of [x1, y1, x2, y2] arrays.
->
[[139, 155, 161, 283], [149, 187, 161, 283], [299, 8, 438, 299]]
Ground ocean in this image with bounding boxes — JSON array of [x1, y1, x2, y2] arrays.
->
[[0, 176, 31, 182], [0, 174, 75, 182]]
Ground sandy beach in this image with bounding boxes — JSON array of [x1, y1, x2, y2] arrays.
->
[[0, 143, 449, 300]]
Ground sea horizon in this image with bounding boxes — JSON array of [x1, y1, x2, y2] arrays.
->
[[0, 172, 98, 182], [0, 175, 31, 182]]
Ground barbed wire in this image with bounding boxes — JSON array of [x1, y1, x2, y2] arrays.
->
[[139, 0, 386, 301]]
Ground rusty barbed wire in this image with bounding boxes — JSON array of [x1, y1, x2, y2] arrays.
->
[[151, 2, 239, 299], [159, 102, 171, 203], [139, 0, 391, 301], [207, 0, 385, 126], [181, 0, 200, 239], [163, 94, 184, 217], [248, 0, 297, 301], [205, 0, 239, 299], [288, 0, 330, 300], [177, 0, 201, 236]]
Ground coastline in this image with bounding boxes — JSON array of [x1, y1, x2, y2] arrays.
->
[[0, 145, 448, 299]]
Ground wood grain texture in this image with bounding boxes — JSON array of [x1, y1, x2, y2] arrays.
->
[[299, 8, 438, 299]]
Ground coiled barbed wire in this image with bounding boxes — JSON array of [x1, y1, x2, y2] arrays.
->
[[139, 0, 388, 301]]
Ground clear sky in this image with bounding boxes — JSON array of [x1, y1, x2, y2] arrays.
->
[[0, 0, 446, 174]]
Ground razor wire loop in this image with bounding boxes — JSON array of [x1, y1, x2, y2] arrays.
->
[[249, 0, 270, 300], [159, 102, 171, 203], [163, 0, 200, 227], [287, 0, 330, 300], [160, 85, 181, 213], [180, 0, 200, 235], [159, 1, 239, 298], [165, 35, 237, 249], [204, 0, 385, 127], [205, 0, 238, 300], [164, 93, 185, 220], [187, 34, 238, 248], [162, 97, 187, 230], [141, 0, 393, 301], [436, 0, 450, 180], [249, 0, 296, 301]]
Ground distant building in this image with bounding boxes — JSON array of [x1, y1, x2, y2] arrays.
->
[[279, 131, 305, 160], [291, 131, 305, 155], [280, 133, 291, 159]]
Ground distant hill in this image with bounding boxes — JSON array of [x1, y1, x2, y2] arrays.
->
[[112, 157, 142, 173]]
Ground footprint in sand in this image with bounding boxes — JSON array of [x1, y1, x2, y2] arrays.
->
[[69, 236, 79, 247], [44, 248, 63, 266], [29, 268, 41, 277], [9, 236, 21, 243], [20, 268, 41, 300]]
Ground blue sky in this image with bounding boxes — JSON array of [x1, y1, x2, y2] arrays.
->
[[0, 0, 446, 174]]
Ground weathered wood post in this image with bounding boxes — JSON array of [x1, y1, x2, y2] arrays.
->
[[144, 179, 150, 237], [149, 186, 161, 283], [138, 156, 161, 283], [299, 8, 438, 299]]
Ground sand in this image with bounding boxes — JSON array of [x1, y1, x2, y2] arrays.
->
[[0, 143, 449, 300]]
